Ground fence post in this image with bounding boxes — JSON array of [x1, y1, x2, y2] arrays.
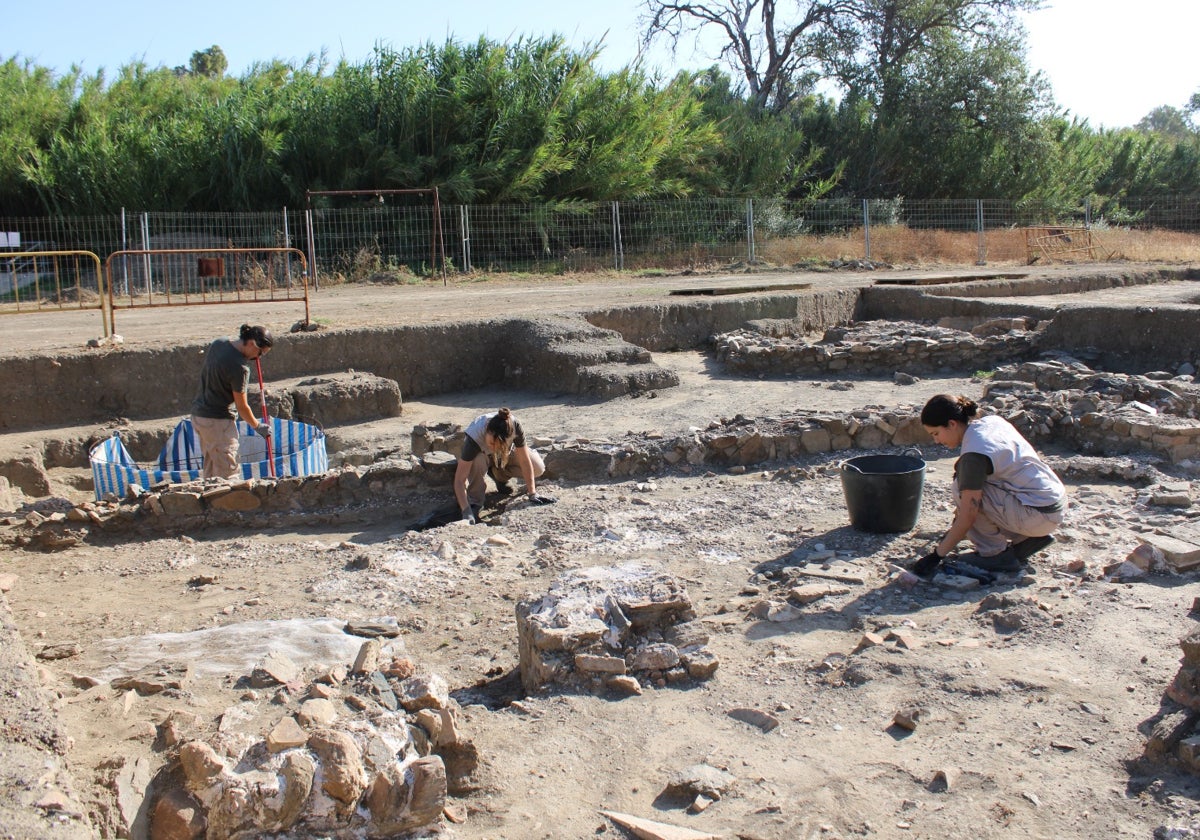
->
[[460, 205, 472, 273], [746, 198, 755, 263], [976, 199, 986, 265], [862, 199, 871, 261], [139, 212, 153, 294], [282, 207, 293, 287], [119, 208, 129, 296], [612, 201, 624, 270], [304, 209, 318, 291]]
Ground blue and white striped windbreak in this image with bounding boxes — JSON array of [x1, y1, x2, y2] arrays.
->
[[89, 417, 328, 501]]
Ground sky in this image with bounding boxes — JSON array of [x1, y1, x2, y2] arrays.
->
[[5, 0, 1198, 130]]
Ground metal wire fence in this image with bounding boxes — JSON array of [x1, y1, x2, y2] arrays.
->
[[2, 195, 1198, 285]]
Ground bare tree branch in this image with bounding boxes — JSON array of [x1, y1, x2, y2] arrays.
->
[[640, 0, 855, 111], [639, 0, 1039, 115]]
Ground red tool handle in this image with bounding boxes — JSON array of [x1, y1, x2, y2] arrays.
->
[[255, 357, 276, 477]]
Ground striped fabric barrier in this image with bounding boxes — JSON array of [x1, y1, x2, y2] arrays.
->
[[90, 417, 328, 501]]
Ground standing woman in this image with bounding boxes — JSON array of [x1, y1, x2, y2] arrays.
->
[[454, 408, 553, 524], [190, 324, 274, 479], [915, 394, 1067, 576]]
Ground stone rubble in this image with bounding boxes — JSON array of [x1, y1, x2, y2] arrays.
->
[[134, 636, 469, 840], [515, 562, 719, 695], [1145, 626, 1200, 784]]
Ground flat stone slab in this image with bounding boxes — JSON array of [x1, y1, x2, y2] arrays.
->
[[1140, 533, 1200, 572]]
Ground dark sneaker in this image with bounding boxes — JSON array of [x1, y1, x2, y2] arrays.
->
[[1012, 534, 1055, 561], [959, 548, 1022, 573]]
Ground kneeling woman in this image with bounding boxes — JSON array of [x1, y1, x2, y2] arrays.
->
[[916, 394, 1067, 575]]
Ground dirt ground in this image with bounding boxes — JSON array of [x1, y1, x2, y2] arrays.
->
[[4, 265, 1200, 840]]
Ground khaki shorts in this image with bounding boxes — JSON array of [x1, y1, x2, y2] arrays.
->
[[191, 414, 240, 479]]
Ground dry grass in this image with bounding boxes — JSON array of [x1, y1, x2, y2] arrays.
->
[[321, 226, 1200, 285], [1090, 227, 1200, 262], [757, 225, 1200, 267]]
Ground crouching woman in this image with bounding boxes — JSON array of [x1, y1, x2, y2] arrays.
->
[[453, 407, 554, 524], [915, 394, 1067, 575]]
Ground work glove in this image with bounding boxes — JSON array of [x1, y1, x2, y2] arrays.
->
[[528, 493, 556, 506], [461, 507, 477, 525], [911, 548, 942, 578], [256, 425, 271, 439]]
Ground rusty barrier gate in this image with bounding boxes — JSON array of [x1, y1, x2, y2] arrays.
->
[[104, 247, 310, 334], [0, 250, 111, 337], [1024, 226, 1097, 264]]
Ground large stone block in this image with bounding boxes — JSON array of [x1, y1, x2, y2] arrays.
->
[[290, 372, 402, 425], [543, 447, 613, 481], [1140, 534, 1200, 572]]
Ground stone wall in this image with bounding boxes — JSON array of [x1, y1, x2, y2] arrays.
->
[[1144, 626, 1200, 776], [714, 319, 1040, 376], [981, 358, 1200, 464], [857, 267, 1200, 374], [4, 406, 938, 546]]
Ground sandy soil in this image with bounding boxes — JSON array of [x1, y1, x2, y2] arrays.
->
[[3, 268, 1200, 839]]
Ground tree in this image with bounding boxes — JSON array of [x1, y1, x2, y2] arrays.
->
[[640, 0, 1039, 117], [640, 0, 1052, 197], [838, 20, 1054, 197], [639, 0, 856, 112], [1136, 105, 1194, 139], [825, 0, 1041, 122], [190, 45, 228, 78], [689, 66, 836, 196], [0, 57, 79, 215]]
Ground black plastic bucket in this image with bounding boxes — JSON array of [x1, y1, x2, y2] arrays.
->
[[839, 451, 926, 533]]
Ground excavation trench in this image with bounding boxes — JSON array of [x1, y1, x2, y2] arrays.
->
[[3, 265, 1200, 839]]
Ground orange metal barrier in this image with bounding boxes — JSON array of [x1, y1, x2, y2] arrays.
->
[[0, 250, 110, 336], [104, 247, 310, 334], [1024, 226, 1096, 264]]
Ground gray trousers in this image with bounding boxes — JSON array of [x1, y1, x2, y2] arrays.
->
[[954, 478, 1065, 556], [466, 448, 545, 508]]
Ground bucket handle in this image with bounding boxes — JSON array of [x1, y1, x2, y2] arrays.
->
[[841, 447, 923, 472]]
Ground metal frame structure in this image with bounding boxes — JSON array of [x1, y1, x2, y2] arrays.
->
[[0, 249, 110, 337], [1024, 226, 1096, 264], [103, 247, 310, 334]]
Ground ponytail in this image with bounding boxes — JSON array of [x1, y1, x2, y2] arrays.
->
[[920, 394, 978, 427], [239, 323, 273, 348], [486, 408, 515, 442]]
